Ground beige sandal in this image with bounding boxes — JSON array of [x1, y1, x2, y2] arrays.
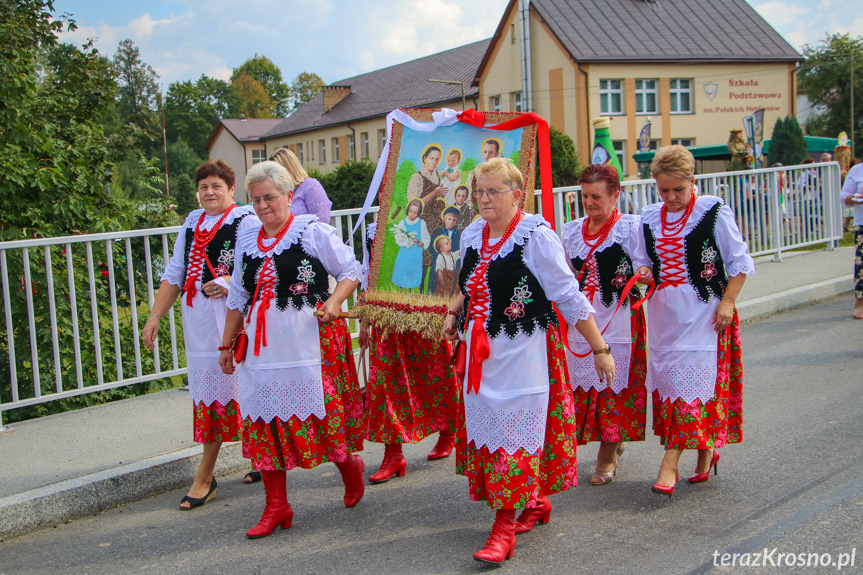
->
[[590, 461, 618, 486]]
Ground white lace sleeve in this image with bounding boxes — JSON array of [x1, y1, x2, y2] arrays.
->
[[716, 205, 755, 277], [523, 226, 595, 324], [620, 215, 643, 262], [160, 217, 192, 287], [236, 211, 262, 234], [301, 222, 362, 283], [629, 210, 653, 270], [225, 249, 250, 311]]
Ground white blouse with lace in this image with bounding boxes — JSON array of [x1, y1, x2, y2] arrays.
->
[[561, 214, 641, 394], [460, 214, 594, 455], [631, 196, 755, 404], [160, 205, 259, 407], [226, 215, 362, 424]]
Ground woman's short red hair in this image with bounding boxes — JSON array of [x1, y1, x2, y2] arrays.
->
[[578, 164, 620, 195]]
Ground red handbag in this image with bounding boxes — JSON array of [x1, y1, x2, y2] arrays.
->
[[231, 329, 248, 364], [451, 339, 466, 381]]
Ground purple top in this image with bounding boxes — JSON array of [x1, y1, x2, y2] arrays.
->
[[292, 178, 332, 223]]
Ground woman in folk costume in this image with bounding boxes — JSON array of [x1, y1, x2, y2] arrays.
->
[[218, 161, 366, 538], [631, 146, 754, 496], [561, 164, 648, 486], [143, 159, 258, 510], [442, 158, 615, 565], [357, 222, 459, 483]]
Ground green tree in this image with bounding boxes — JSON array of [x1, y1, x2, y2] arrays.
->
[[167, 137, 205, 214], [111, 38, 160, 137], [798, 33, 863, 154], [232, 55, 290, 116], [289, 71, 325, 112], [535, 126, 582, 188], [165, 76, 241, 154], [769, 115, 807, 165], [232, 73, 277, 118], [314, 160, 377, 210]]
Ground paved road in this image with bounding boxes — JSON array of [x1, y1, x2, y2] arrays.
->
[[1, 298, 861, 575]]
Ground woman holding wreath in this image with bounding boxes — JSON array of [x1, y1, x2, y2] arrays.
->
[[143, 159, 258, 510], [561, 164, 648, 486], [632, 145, 754, 496], [219, 161, 366, 538], [443, 158, 614, 565]]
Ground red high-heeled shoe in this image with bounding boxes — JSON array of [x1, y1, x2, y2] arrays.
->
[[335, 453, 365, 507], [514, 496, 552, 534], [651, 472, 679, 497], [246, 470, 293, 538], [369, 444, 406, 483], [427, 430, 456, 460], [688, 450, 720, 483], [474, 509, 517, 565]]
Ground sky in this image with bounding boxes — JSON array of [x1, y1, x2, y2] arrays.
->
[[53, 0, 863, 90]]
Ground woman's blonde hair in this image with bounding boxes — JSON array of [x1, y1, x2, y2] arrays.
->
[[650, 145, 695, 180], [246, 161, 295, 195], [269, 148, 309, 184], [473, 157, 524, 190]]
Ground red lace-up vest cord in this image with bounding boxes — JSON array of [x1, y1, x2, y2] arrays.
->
[[578, 210, 620, 302], [582, 257, 600, 302], [184, 205, 236, 306], [657, 194, 696, 290], [250, 214, 294, 356], [464, 212, 522, 395]]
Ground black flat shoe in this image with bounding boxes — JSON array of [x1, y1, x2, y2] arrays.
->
[[244, 471, 262, 484], [179, 476, 217, 510]]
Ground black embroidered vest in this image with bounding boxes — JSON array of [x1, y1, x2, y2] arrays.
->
[[240, 241, 330, 313], [571, 242, 638, 309], [182, 211, 250, 297], [643, 202, 728, 303], [458, 237, 557, 339]]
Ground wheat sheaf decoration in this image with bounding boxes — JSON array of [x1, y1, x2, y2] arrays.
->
[[353, 290, 449, 338]]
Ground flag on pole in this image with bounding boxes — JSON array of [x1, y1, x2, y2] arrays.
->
[[638, 122, 652, 153]]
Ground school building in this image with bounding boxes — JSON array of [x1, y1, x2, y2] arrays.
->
[[212, 0, 803, 181]]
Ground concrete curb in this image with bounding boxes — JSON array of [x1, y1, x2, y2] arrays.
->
[[0, 442, 248, 541], [737, 276, 854, 323]]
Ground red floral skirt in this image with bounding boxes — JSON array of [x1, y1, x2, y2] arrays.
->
[[241, 318, 366, 471], [455, 328, 578, 510], [652, 310, 743, 450], [365, 327, 458, 444], [573, 307, 648, 445], [193, 399, 242, 443]]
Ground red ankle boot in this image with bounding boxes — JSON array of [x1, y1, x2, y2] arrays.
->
[[369, 443, 406, 483], [427, 430, 457, 460], [473, 509, 517, 565], [246, 470, 293, 539], [514, 496, 552, 534], [335, 453, 365, 507]]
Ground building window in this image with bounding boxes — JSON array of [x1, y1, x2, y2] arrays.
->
[[612, 140, 627, 176], [669, 79, 692, 114], [513, 92, 523, 112], [378, 129, 386, 157], [332, 137, 340, 163], [671, 138, 694, 147], [361, 132, 369, 159], [635, 79, 658, 114], [251, 149, 265, 164], [600, 80, 623, 115], [297, 143, 304, 165], [348, 134, 355, 161], [319, 139, 326, 164], [490, 96, 501, 112]]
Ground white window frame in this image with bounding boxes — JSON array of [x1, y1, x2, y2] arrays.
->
[[378, 129, 386, 157], [251, 149, 265, 164], [348, 134, 355, 161], [332, 137, 340, 163], [671, 138, 694, 147], [612, 140, 627, 176], [361, 132, 369, 159], [319, 139, 326, 164], [297, 143, 304, 165], [491, 96, 501, 112], [669, 79, 692, 114], [513, 92, 523, 112], [635, 79, 658, 115], [600, 80, 623, 115]]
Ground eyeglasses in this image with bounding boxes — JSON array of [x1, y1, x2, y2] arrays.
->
[[475, 188, 515, 199], [251, 192, 286, 205]]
